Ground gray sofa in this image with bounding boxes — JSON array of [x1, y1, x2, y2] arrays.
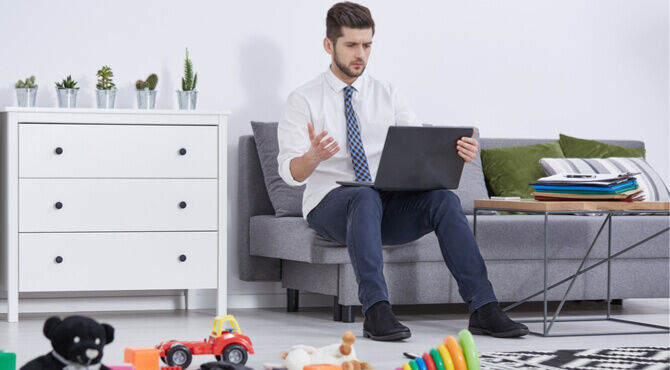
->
[[238, 135, 669, 322]]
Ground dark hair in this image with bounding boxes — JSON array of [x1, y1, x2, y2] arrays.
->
[[326, 2, 375, 42]]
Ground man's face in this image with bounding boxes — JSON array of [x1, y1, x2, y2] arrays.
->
[[327, 26, 373, 79]]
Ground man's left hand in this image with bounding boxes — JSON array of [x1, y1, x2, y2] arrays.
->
[[457, 130, 479, 163]]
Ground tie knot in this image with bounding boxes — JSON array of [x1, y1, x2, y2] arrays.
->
[[344, 85, 354, 97]]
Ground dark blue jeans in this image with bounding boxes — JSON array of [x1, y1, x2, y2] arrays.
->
[[306, 186, 497, 314]]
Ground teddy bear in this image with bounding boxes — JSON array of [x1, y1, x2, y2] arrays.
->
[[279, 331, 370, 370], [21, 315, 115, 370]]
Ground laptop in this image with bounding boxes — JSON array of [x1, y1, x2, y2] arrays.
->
[[336, 126, 473, 191]]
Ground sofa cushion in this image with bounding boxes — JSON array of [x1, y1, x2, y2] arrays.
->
[[559, 133, 646, 159], [481, 141, 565, 198], [249, 214, 668, 264], [251, 121, 305, 216], [540, 157, 670, 202]]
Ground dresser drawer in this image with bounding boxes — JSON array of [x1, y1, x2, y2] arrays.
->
[[19, 232, 218, 292], [19, 124, 217, 178], [19, 179, 217, 232]]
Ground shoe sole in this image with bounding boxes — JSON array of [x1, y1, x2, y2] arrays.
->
[[468, 325, 529, 338], [363, 329, 412, 341]]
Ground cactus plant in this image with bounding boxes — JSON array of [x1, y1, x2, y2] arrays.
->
[[55, 75, 78, 89], [136, 73, 158, 90], [96, 65, 116, 90], [15, 75, 37, 89], [181, 48, 197, 91]]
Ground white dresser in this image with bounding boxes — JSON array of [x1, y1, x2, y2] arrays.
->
[[0, 108, 229, 322]]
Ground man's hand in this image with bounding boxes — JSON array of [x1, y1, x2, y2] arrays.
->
[[305, 123, 340, 163], [289, 123, 340, 183], [457, 129, 479, 163]]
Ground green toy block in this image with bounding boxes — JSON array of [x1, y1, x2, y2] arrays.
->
[[0, 351, 16, 370]]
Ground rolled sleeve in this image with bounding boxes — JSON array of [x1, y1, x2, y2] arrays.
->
[[277, 92, 311, 186]]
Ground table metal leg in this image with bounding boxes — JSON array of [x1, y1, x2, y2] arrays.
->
[[607, 213, 612, 319], [543, 212, 548, 336]]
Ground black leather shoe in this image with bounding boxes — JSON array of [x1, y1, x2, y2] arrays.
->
[[469, 302, 529, 338], [363, 301, 411, 341]]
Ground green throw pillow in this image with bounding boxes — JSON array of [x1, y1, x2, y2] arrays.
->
[[559, 134, 645, 158], [481, 141, 565, 198]]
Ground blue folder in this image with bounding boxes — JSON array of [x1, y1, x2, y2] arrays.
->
[[532, 180, 637, 193]]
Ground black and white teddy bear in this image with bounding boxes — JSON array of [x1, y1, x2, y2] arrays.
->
[[21, 315, 114, 370]]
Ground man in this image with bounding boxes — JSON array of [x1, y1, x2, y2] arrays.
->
[[277, 2, 529, 341]]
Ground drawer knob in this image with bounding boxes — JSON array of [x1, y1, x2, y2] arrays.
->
[[179, 148, 187, 156], [55, 147, 64, 155], [54, 202, 63, 210], [55, 256, 63, 264], [179, 254, 187, 262], [179, 201, 187, 209]]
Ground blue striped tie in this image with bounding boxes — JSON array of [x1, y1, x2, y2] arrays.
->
[[343, 85, 372, 182]]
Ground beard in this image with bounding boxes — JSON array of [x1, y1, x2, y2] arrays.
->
[[333, 49, 367, 79]]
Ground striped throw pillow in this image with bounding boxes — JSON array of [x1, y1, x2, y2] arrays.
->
[[539, 157, 670, 202]]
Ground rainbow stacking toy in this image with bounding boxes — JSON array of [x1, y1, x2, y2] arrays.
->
[[397, 330, 479, 370]]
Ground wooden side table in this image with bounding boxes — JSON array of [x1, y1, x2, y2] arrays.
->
[[473, 199, 670, 337]]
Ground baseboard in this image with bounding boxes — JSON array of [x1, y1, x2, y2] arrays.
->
[[0, 291, 333, 315]]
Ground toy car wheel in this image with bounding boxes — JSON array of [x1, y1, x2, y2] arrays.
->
[[160, 356, 167, 365], [167, 343, 193, 368], [222, 344, 248, 365]]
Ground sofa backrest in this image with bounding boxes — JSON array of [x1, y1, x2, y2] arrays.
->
[[238, 135, 282, 281], [238, 135, 645, 282]]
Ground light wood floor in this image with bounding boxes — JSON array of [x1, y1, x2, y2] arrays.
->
[[1, 299, 668, 369]]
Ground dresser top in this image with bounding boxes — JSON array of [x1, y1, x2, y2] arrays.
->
[[1, 107, 230, 115]]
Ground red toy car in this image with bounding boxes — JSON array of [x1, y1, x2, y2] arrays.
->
[[156, 315, 254, 369]]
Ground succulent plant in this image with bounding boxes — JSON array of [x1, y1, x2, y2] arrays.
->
[[15, 75, 37, 89], [136, 73, 158, 90], [96, 65, 116, 90], [55, 75, 78, 89], [181, 48, 197, 91]]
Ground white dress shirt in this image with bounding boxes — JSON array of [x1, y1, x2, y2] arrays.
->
[[277, 67, 420, 218]]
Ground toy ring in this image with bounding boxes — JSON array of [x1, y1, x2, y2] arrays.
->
[[430, 348, 445, 370], [422, 353, 436, 370], [409, 360, 420, 370], [458, 329, 480, 370], [437, 344, 454, 370], [415, 357, 428, 370], [444, 336, 467, 370], [402, 364, 413, 370]]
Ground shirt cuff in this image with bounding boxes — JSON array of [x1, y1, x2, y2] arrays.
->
[[278, 155, 308, 186]]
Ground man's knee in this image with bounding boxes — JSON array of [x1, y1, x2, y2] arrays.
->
[[346, 187, 382, 210], [431, 189, 462, 211]]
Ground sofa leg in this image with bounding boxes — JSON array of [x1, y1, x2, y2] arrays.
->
[[333, 296, 342, 321], [287, 289, 299, 312], [341, 305, 355, 323]]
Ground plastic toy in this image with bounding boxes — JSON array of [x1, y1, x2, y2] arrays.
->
[[200, 361, 254, 370], [399, 330, 479, 370], [161, 367, 182, 370], [0, 351, 17, 370], [156, 315, 254, 369], [20, 316, 114, 370], [279, 331, 370, 370], [124, 348, 159, 370], [109, 366, 135, 370]]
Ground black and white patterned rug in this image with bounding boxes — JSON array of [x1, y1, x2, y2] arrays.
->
[[480, 347, 669, 369]]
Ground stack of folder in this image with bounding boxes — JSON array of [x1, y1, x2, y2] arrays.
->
[[531, 172, 644, 202]]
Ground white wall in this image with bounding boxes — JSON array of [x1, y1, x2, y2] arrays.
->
[[1, 0, 668, 309]]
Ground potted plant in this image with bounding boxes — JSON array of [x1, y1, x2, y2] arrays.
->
[[135, 73, 158, 109], [55, 75, 79, 108], [95, 65, 117, 108], [14, 75, 38, 107], [177, 48, 198, 110]]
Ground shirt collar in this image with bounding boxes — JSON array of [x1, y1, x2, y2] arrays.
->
[[325, 66, 364, 93]]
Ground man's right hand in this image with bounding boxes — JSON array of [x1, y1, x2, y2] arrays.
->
[[289, 123, 340, 183], [306, 123, 340, 163]]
